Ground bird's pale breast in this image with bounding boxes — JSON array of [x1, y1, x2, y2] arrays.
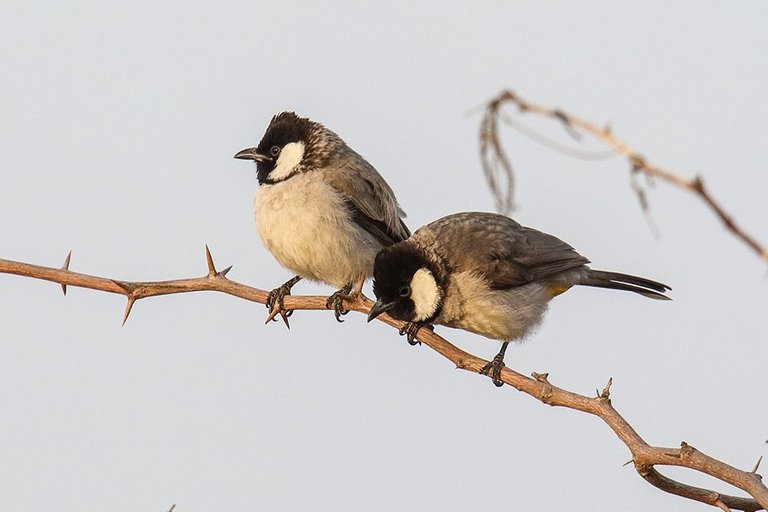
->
[[254, 172, 381, 288], [438, 271, 553, 342]]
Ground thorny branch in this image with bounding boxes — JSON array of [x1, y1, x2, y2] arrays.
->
[[1, 249, 766, 511], [480, 89, 768, 262]]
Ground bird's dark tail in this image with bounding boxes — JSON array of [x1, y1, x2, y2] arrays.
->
[[582, 270, 671, 300]]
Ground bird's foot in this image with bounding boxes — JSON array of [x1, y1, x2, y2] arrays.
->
[[326, 283, 353, 323], [479, 356, 505, 387], [479, 345, 511, 387], [265, 276, 302, 328], [398, 322, 433, 345]]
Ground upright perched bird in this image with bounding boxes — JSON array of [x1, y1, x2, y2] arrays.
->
[[235, 112, 410, 323], [368, 212, 670, 386]]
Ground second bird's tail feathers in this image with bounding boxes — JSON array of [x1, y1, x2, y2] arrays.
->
[[582, 270, 671, 300]]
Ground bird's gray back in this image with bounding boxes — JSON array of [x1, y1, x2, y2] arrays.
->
[[413, 212, 589, 288]]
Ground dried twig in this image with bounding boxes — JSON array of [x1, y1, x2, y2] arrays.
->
[[480, 96, 516, 214], [480, 89, 768, 262], [1, 250, 766, 510]]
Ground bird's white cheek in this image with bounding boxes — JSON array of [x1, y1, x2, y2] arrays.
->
[[271, 141, 305, 180], [410, 268, 441, 321]]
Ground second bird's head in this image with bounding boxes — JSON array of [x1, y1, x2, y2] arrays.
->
[[234, 112, 342, 185], [368, 244, 446, 324]]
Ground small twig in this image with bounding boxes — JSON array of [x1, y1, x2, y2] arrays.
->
[[600, 377, 613, 399], [499, 112, 616, 160], [480, 96, 516, 214]]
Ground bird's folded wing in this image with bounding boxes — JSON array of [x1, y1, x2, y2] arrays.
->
[[427, 212, 589, 288], [326, 163, 410, 246]]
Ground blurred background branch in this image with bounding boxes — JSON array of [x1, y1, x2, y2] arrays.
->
[[479, 89, 768, 262]]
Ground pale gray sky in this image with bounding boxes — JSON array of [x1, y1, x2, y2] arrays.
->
[[1, 2, 767, 511]]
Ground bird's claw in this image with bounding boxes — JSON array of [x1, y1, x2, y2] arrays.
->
[[479, 355, 506, 387], [265, 305, 292, 329], [265, 276, 301, 329], [398, 322, 433, 345], [265, 285, 289, 314], [326, 284, 352, 323]]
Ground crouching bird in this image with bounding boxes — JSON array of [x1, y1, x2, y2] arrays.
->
[[235, 112, 409, 324], [368, 212, 670, 386]]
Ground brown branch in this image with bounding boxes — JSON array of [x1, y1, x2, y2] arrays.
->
[[480, 89, 768, 262], [1, 250, 766, 510]]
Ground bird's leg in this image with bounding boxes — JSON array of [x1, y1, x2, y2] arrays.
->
[[349, 274, 366, 298], [265, 275, 302, 328], [479, 342, 509, 387], [398, 322, 434, 346], [326, 282, 353, 323], [325, 275, 366, 323]]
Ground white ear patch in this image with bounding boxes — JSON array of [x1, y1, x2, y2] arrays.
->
[[410, 268, 441, 321], [271, 141, 305, 181]]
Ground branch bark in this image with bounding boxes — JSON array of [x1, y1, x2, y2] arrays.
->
[[1, 250, 766, 510], [480, 89, 768, 262]]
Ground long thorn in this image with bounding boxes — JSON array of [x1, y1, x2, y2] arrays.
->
[[752, 455, 763, 474], [714, 499, 732, 512], [122, 297, 135, 326], [61, 250, 72, 295], [279, 311, 291, 329], [205, 244, 216, 276]]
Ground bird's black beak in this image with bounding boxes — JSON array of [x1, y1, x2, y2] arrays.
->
[[234, 147, 270, 162], [367, 299, 395, 323]]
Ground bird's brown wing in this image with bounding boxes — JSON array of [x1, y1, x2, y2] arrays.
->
[[325, 155, 410, 246]]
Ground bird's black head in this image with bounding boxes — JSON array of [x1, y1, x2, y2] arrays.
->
[[234, 112, 316, 185], [368, 244, 444, 324]]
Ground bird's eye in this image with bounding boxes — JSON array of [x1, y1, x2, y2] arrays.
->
[[270, 146, 281, 157], [398, 285, 411, 297]]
